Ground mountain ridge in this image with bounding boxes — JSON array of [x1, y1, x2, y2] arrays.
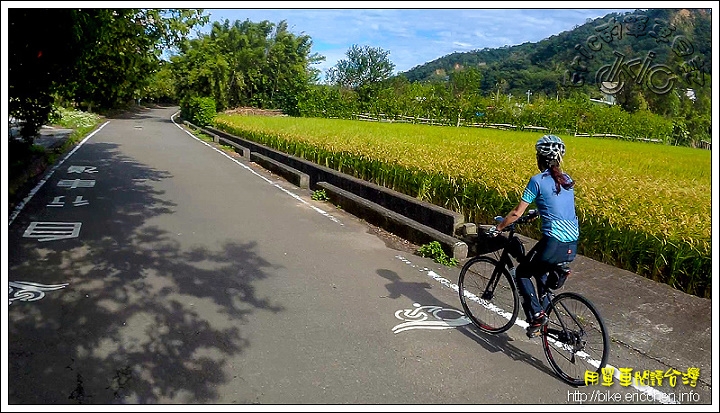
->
[[398, 8, 712, 100]]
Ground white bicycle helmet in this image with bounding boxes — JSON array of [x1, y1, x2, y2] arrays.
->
[[535, 135, 566, 160]]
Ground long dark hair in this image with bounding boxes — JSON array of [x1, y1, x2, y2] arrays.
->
[[538, 155, 575, 194]]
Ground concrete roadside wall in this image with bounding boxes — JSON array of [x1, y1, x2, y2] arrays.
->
[[250, 152, 310, 189], [204, 125, 466, 237], [317, 181, 468, 259]]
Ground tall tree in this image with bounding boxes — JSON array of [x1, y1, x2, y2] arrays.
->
[[326, 45, 395, 90], [448, 67, 483, 126], [9, 9, 84, 140], [171, 35, 231, 108], [171, 19, 322, 115], [8, 8, 208, 140], [66, 9, 208, 111], [261, 20, 323, 114]]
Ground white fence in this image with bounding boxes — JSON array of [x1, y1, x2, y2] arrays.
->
[[350, 113, 716, 149]]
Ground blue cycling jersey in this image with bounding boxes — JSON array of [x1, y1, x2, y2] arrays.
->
[[521, 170, 579, 242]]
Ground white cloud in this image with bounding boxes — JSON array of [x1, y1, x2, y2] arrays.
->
[[201, 7, 643, 74]]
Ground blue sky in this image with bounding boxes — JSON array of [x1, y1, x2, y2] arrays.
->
[[199, 4, 647, 77]]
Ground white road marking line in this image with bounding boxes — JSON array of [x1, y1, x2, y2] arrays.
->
[[394, 254, 681, 404], [9, 121, 110, 226], [170, 113, 342, 226]]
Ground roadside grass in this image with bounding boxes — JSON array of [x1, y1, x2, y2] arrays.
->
[[418, 241, 459, 267], [194, 130, 216, 143], [9, 108, 104, 209]]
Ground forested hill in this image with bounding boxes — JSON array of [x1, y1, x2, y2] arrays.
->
[[399, 8, 712, 99]]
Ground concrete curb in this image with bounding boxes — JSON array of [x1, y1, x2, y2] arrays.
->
[[204, 126, 465, 237], [251, 152, 310, 189], [194, 122, 472, 259], [218, 137, 251, 160], [317, 181, 468, 259]]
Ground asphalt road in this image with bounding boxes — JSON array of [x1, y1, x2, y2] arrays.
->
[[5, 106, 714, 407]]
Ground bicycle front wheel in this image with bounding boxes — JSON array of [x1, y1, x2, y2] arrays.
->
[[542, 292, 610, 386], [458, 256, 519, 334]]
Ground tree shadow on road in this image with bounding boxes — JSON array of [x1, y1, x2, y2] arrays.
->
[[105, 104, 180, 126], [8, 142, 284, 404]]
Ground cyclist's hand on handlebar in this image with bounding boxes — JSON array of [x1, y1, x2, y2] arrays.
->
[[487, 216, 505, 236], [486, 225, 501, 237]]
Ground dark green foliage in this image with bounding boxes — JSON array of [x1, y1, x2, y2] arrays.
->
[[9, 9, 80, 139], [171, 19, 321, 115], [403, 9, 711, 95], [326, 45, 396, 89], [297, 85, 360, 118], [8, 8, 208, 142], [417, 241, 458, 267], [181, 97, 217, 127]]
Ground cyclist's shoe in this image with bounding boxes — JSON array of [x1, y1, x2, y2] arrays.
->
[[526, 312, 548, 338]]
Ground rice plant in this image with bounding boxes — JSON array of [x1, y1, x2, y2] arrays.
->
[[212, 114, 711, 298]]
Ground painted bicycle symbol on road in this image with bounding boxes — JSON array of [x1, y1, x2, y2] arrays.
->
[[595, 50, 676, 95], [9, 281, 69, 305], [392, 303, 471, 334]]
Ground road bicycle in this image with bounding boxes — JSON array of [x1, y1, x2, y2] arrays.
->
[[457, 210, 609, 386]]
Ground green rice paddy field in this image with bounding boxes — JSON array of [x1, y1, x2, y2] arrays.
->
[[213, 114, 711, 298]]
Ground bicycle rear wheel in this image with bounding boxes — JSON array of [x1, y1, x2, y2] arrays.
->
[[542, 292, 610, 386], [458, 256, 519, 334]]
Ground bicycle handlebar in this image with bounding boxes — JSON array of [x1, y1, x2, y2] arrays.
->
[[515, 209, 539, 225], [487, 209, 538, 235]]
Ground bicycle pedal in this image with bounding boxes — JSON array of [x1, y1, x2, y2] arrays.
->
[[525, 326, 543, 338]]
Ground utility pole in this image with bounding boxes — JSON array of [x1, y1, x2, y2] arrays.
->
[[526, 89, 532, 104]]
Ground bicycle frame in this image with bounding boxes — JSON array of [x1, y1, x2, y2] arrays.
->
[[481, 227, 524, 301], [481, 218, 571, 330], [544, 294, 576, 345]]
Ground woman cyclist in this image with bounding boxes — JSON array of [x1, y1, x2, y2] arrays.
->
[[488, 135, 579, 338]]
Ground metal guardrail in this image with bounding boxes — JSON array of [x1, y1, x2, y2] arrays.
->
[[352, 114, 553, 132]]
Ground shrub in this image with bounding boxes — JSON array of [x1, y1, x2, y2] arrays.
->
[[311, 189, 330, 201], [54, 107, 102, 129], [418, 241, 458, 267], [181, 96, 217, 127]]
